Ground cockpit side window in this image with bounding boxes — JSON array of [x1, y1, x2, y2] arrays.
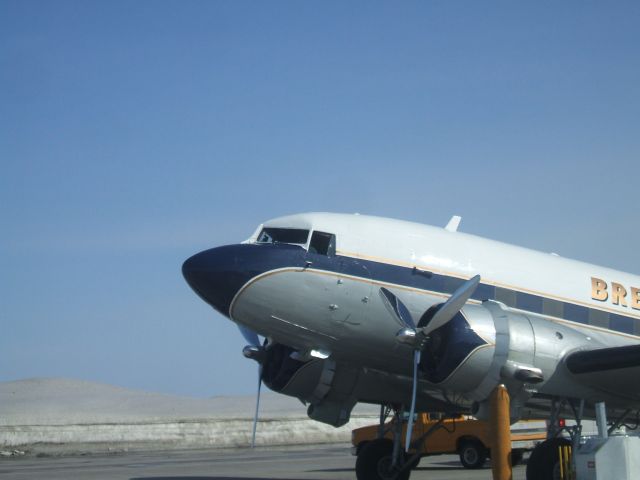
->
[[257, 228, 309, 245], [309, 231, 336, 256]]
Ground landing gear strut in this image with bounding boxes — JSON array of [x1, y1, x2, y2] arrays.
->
[[355, 404, 448, 480], [526, 397, 582, 480], [355, 406, 412, 480]]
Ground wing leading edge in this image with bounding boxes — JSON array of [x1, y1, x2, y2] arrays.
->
[[565, 344, 640, 400]]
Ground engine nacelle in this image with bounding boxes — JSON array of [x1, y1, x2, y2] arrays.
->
[[260, 343, 359, 427], [261, 343, 461, 426], [422, 300, 601, 421]]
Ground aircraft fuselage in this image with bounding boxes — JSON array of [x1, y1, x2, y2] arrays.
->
[[183, 213, 640, 422]]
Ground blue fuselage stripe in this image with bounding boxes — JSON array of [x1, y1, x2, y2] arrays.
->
[[305, 251, 638, 336], [187, 243, 639, 337]]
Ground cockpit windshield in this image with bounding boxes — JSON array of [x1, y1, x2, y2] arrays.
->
[[257, 228, 309, 246]]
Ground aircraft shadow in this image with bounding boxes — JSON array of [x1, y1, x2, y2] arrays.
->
[[131, 477, 315, 480], [131, 457, 527, 479], [307, 458, 527, 473], [307, 460, 476, 473]]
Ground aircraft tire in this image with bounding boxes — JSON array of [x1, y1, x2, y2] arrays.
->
[[355, 438, 411, 480], [458, 439, 487, 469], [526, 437, 570, 480]]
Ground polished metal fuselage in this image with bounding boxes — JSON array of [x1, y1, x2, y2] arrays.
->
[[183, 212, 640, 419]]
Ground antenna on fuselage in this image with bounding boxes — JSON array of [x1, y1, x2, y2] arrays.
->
[[444, 215, 462, 232]]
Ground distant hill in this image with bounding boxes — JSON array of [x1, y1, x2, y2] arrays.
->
[[0, 378, 379, 451], [0, 377, 376, 426]]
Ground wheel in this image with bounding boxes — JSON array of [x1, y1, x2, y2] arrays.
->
[[511, 449, 524, 466], [526, 437, 571, 480], [355, 438, 411, 480], [355, 441, 369, 457], [459, 440, 487, 469]]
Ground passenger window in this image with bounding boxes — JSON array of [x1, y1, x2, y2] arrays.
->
[[309, 231, 336, 256]]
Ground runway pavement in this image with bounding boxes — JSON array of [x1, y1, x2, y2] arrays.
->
[[0, 444, 527, 480]]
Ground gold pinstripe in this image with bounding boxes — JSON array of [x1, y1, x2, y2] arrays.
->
[[229, 266, 640, 341], [336, 249, 640, 321]]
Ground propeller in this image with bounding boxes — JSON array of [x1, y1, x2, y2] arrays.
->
[[422, 275, 481, 336], [239, 325, 264, 448], [379, 274, 481, 452], [250, 365, 262, 449], [239, 325, 260, 347]]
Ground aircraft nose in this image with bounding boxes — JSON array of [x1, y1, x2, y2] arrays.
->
[[182, 246, 248, 316], [183, 242, 306, 318]]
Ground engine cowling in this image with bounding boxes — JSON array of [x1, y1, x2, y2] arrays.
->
[[260, 343, 460, 426], [421, 300, 602, 421], [259, 343, 359, 427]]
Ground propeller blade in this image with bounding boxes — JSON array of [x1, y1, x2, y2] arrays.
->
[[250, 366, 262, 448], [405, 350, 421, 452], [238, 325, 260, 346], [422, 275, 481, 336], [380, 276, 480, 454], [380, 287, 416, 329], [235, 325, 263, 448]]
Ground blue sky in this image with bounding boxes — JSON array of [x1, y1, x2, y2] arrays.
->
[[1, 1, 639, 397]]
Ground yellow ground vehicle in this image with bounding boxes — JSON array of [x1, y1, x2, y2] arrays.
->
[[351, 413, 547, 469]]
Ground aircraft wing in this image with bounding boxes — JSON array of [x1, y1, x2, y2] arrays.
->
[[565, 344, 640, 400]]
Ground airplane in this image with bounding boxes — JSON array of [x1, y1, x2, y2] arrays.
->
[[182, 212, 640, 480]]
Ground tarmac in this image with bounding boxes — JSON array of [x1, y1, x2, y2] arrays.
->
[[0, 444, 527, 480]]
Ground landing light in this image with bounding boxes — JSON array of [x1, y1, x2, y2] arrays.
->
[[310, 349, 330, 359]]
